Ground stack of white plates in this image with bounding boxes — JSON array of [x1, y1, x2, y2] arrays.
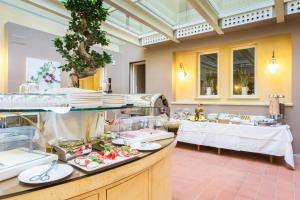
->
[[70, 92, 104, 108], [46, 88, 103, 108], [99, 94, 126, 107], [125, 94, 152, 107]]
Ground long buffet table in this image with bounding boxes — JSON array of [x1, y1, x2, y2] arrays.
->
[[177, 120, 294, 169]]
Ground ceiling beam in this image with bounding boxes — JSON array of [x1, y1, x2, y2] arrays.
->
[[103, 0, 179, 43], [22, 0, 141, 46], [274, 0, 285, 23], [187, 0, 223, 34], [102, 22, 141, 46]]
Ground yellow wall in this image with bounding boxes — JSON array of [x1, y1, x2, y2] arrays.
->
[[173, 33, 292, 104]]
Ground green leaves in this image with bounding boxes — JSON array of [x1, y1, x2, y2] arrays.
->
[[53, 0, 112, 77], [238, 68, 250, 87]]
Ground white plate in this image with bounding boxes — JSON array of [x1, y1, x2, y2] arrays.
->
[[112, 139, 127, 146], [130, 142, 162, 151], [18, 163, 73, 185]]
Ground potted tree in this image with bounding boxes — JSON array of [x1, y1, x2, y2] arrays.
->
[[54, 0, 112, 88], [238, 68, 250, 95]]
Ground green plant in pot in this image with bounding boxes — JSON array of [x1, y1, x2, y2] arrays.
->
[[54, 0, 112, 87], [238, 67, 250, 95], [205, 72, 215, 95]]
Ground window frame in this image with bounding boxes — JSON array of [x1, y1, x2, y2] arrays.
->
[[197, 51, 220, 98], [230, 45, 258, 98]]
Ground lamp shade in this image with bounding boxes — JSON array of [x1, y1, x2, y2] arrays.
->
[[177, 63, 187, 80], [267, 51, 280, 74], [267, 62, 280, 74]]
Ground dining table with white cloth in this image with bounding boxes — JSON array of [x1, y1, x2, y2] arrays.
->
[[177, 120, 294, 169]]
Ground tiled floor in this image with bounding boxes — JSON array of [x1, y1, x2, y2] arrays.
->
[[171, 143, 300, 200]]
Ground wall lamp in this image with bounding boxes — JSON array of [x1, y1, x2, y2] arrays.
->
[[267, 51, 280, 74], [177, 63, 187, 80]]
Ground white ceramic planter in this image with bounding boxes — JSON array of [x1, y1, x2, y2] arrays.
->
[[242, 87, 248, 95], [206, 87, 212, 95]]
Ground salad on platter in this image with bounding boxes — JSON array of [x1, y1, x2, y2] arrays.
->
[[69, 144, 141, 172]]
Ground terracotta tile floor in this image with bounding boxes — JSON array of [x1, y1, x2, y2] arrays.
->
[[171, 142, 300, 200]]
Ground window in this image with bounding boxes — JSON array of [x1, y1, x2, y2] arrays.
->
[[232, 47, 256, 96], [198, 52, 218, 96], [130, 61, 146, 94]]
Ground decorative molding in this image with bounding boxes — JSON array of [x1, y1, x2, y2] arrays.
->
[[171, 101, 294, 106], [286, 0, 300, 14], [221, 7, 273, 29], [140, 33, 169, 46], [195, 95, 220, 100], [175, 22, 213, 38]]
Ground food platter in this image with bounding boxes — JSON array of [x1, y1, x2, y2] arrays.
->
[[68, 144, 142, 173]]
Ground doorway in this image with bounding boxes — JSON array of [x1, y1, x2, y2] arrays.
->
[[130, 61, 146, 94]]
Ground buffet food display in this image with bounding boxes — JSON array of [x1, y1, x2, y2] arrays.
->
[[0, 91, 174, 193], [68, 144, 141, 173], [173, 109, 279, 127]]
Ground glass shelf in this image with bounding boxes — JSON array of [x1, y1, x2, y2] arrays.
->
[[0, 105, 145, 113]]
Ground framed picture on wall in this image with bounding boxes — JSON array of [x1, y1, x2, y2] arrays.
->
[[26, 57, 61, 91]]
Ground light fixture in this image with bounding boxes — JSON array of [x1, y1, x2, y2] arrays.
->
[[267, 51, 280, 74], [234, 85, 240, 91], [177, 63, 187, 80]]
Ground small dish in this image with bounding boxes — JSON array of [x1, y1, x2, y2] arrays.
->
[[130, 142, 162, 151]]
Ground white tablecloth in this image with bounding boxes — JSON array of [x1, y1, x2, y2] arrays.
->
[[177, 120, 294, 168]]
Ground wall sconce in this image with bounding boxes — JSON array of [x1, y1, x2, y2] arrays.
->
[[267, 51, 280, 74], [177, 63, 187, 80]]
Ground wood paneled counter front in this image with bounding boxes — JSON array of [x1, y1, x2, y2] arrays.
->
[[0, 139, 176, 200]]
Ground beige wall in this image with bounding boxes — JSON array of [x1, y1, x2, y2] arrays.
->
[[144, 18, 300, 154]]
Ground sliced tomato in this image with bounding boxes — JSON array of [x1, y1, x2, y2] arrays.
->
[[98, 152, 105, 156], [105, 151, 117, 159], [110, 152, 117, 159]]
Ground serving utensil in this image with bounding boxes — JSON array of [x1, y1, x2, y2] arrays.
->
[[29, 160, 57, 182]]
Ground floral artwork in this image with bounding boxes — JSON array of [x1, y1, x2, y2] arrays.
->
[[26, 57, 61, 91]]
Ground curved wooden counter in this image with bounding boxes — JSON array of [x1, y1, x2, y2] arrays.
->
[[2, 139, 176, 200]]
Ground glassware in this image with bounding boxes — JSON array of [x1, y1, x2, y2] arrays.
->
[[19, 82, 39, 93]]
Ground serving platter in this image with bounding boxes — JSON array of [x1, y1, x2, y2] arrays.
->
[[68, 154, 139, 173], [68, 145, 142, 173]]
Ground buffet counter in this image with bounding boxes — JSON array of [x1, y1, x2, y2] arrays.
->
[[177, 120, 294, 168], [0, 138, 176, 200]]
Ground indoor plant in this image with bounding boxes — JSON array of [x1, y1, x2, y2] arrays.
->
[[54, 0, 112, 87], [205, 73, 214, 95], [238, 68, 250, 95]]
